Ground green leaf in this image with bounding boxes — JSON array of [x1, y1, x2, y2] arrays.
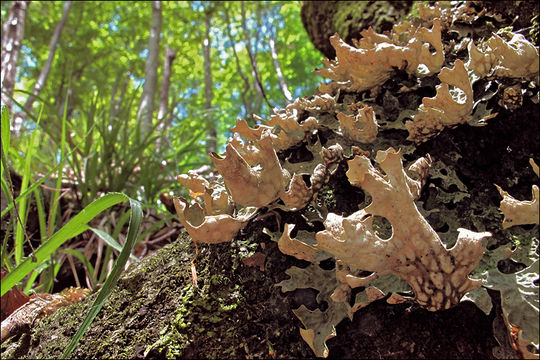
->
[[1, 106, 10, 173], [14, 105, 43, 264]]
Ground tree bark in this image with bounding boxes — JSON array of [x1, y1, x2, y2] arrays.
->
[[137, 0, 162, 139], [22, 2, 72, 114], [1, 1, 30, 118], [300, 1, 412, 60], [13, 1, 72, 135], [203, 7, 216, 155], [156, 45, 177, 151]]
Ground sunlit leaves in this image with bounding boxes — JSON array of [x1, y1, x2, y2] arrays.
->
[[14, 0, 323, 185]]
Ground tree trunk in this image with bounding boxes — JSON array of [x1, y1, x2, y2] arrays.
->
[[1, 84, 533, 360], [156, 45, 177, 151], [136, 0, 162, 139], [203, 8, 216, 155], [268, 37, 292, 103], [0, 229, 512, 359], [1, 1, 30, 118], [240, 2, 272, 111], [12, 1, 72, 136], [224, 5, 254, 125]]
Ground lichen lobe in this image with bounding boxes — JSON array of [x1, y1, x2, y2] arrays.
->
[[315, 148, 492, 311]]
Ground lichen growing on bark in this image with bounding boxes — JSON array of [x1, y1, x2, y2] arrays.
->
[[2, 2, 539, 359]]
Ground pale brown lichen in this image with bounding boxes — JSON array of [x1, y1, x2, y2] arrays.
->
[[467, 32, 539, 80], [315, 20, 443, 94], [230, 119, 269, 142], [231, 95, 330, 153], [176, 171, 209, 196], [336, 105, 378, 143], [277, 223, 318, 263], [495, 159, 540, 229], [417, 2, 442, 21], [406, 154, 434, 200], [495, 186, 539, 229], [315, 148, 491, 311], [177, 173, 233, 216], [227, 132, 265, 167], [173, 197, 256, 244], [417, 1, 483, 29], [280, 174, 313, 210], [406, 59, 474, 143], [210, 134, 290, 208]]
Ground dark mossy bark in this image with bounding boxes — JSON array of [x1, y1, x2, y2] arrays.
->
[[0, 225, 506, 359], [300, 1, 413, 59], [301, 1, 539, 59]]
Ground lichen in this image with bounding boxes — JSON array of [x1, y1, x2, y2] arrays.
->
[[276, 263, 353, 358], [336, 104, 378, 143], [495, 159, 540, 230], [173, 197, 256, 244], [405, 59, 475, 143], [316, 148, 491, 311], [315, 19, 443, 94], [467, 32, 539, 80]]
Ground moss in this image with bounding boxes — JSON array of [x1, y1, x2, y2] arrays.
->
[[318, 184, 337, 209], [10, 226, 299, 359], [333, 1, 370, 41], [333, 1, 412, 44]]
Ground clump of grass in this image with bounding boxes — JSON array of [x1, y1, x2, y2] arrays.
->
[[1, 105, 143, 357]]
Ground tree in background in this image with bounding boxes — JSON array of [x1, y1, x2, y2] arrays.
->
[[137, 1, 162, 139], [13, 1, 72, 136], [1, 1, 29, 118], [1, 1, 323, 202], [202, 2, 216, 155], [156, 45, 177, 152]]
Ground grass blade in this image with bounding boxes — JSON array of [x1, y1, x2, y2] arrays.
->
[[1, 106, 10, 179], [1, 192, 139, 297], [14, 105, 43, 264], [61, 197, 142, 358], [89, 227, 139, 262], [47, 96, 69, 237]]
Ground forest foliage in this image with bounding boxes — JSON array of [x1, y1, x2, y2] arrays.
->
[[1, 0, 323, 206]]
